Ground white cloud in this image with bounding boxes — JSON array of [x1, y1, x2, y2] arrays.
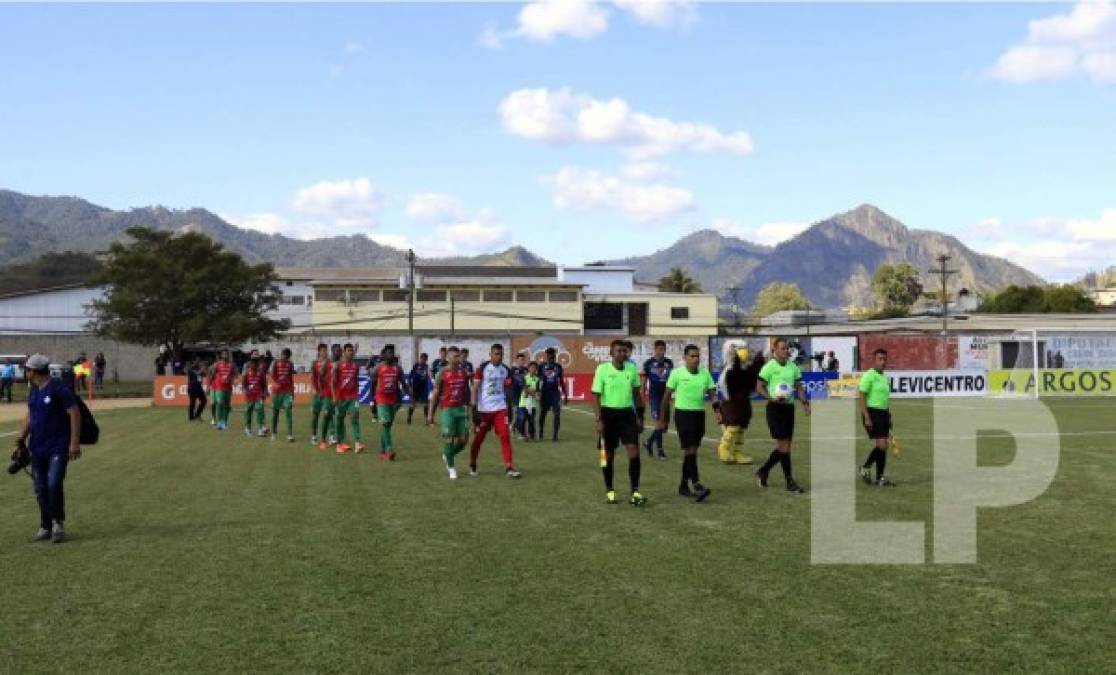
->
[[480, 0, 696, 48], [989, 0, 1116, 85], [620, 161, 672, 181], [406, 193, 465, 223], [612, 0, 696, 29], [546, 165, 694, 222], [712, 217, 808, 247], [500, 87, 754, 159], [291, 177, 383, 229], [973, 208, 1116, 281]]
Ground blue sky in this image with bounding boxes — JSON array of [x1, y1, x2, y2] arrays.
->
[[1, 1, 1114, 280]]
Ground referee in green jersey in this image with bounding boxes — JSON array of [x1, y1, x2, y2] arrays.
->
[[658, 344, 716, 502], [858, 348, 896, 486], [592, 340, 646, 506], [755, 338, 811, 494]]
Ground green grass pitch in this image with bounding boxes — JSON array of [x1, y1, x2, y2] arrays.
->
[[2, 399, 1113, 672]]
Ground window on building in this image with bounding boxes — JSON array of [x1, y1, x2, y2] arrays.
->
[[584, 302, 623, 330], [484, 290, 513, 302], [278, 295, 305, 306], [285, 281, 294, 287], [417, 290, 447, 302], [450, 290, 481, 302], [548, 291, 578, 302], [517, 290, 545, 302], [382, 289, 409, 302], [315, 289, 343, 302], [350, 290, 380, 302], [670, 306, 690, 320]]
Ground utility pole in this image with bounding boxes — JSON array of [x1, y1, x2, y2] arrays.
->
[[450, 296, 455, 340], [406, 249, 416, 336], [928, 254, 960, 335]]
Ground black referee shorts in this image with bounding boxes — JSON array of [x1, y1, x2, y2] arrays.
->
[[674, 409, 706, 448], [864, 408, 891, 440], [765, 402, 795, 441], [601, 407, 640, 451]]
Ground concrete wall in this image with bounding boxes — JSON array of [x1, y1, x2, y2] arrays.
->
[[859, 334, 958, 371], [0, 335, 155, 381], [0, 287, 105, 335]]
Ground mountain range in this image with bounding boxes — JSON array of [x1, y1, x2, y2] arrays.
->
[[0, 189, 1042, 308]]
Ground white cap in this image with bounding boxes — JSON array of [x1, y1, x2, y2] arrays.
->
[[26, 354, 51, 372]]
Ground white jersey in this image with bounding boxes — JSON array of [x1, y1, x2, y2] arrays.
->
[[475, 362, 510, 412]]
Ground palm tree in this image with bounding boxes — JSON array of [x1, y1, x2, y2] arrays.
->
[[658, 267, 703, 293]]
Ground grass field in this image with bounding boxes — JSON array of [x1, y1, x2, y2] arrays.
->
[[2, 399, 1114, 673]]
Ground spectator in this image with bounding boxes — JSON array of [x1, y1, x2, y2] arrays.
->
[[94, 352, 107, 389], [61, 362, 77, 393], [155, 353, 167, 376], [826, 351, 840, 372], [187, 357, 208, 422], [16, 354, 81, 544], [0, 359, 14, 403]]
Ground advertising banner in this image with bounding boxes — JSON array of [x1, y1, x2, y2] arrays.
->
[[510, 335, 708, 374], [989, 369, 1116, 396], [824, 370, 988, 399], [802, 371, 839, 400], [958, 335, 990, 370], [1044, 335, 1116, 369]]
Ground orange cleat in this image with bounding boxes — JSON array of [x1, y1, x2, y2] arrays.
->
[[378, 452, 390, 461], [336, 444, 352, 454], [318, 441, 329, 451]]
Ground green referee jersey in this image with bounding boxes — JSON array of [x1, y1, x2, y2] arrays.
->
[[665, 366, 715, 411], [859, 368, 890, 410], [592, 361, 640, 409], [759, 358, 802, 393]]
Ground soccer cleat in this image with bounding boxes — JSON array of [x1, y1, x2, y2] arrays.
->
[[733, 454, 754, 465], [378, 452, 390, 461], [755, 469, 769, 488], [318, 441, 329, 451], [336, 444, 351, 454], [629, 492, 648, 507], [678, 483, 694, 499], [693, 483, 711, 503], [34, 527, 51, 542], [786, 480, 806, 494], [505, 467, 521, 479], [354, 442, 366, 454], [270, 434, 277, 441], [329, 435, 338, 446], [657, 450, 667, 461], [257, 428, 268, 437], [469, 464, 479, 476], [643, 439, 654, 457], [875, 476, 896, 487], [388, 452, 397, 462], [448, 466, 458, 480], [210, 419, 217, 427], [606, 490, 618, 504], [244, 428, 253, 437], [860, 466, 873, 485], [51, 520, 64, 544], [287, 436, 295, 443], [311, 435, 319, 445]]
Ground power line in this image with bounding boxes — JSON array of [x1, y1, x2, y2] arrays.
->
[[927, 254, 960, 335]]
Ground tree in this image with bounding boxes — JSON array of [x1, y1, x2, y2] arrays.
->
[[872, 263, 923, 315], [658, 267, 703, 293], [978, 284, 1097, 313], [752, 282, 811, 317], [87, 227, 289, 355]]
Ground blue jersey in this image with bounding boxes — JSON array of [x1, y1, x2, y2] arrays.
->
[[431, 358, 447, 379], [643, 357, 674, 396], [510, 365, 527, 390], [409, 363, 431, 394], [539, 362, 564, 397], [462, 361, 475, 378], [27, 379, 76, 456]]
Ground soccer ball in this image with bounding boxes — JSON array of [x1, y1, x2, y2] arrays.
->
[[773, 382, 793, 401]]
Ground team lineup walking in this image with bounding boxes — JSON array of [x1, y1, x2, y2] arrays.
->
[[186, 337, 902, 501]]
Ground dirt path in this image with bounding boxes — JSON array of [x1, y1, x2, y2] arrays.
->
[[0, 397, 151, 424]]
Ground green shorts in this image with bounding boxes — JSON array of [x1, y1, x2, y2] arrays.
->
[[272, 393, 293, 411], [335, 399, 359, 416], [376, 404, 398, 424], [440, 407, 469, 439], [213, 390, 230, 406], [312, 395, 333, 414]]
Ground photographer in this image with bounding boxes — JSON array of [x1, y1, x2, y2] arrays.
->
[[13, 354, 81, 544]]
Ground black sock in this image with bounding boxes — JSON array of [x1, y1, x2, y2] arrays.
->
[[876, 448, 887, 479], [690, 453, 700, 484], [407, 407, 414, 423], [760, 449, 781, 474], [779, 452, 793, 481], [863, 448, 878, 469], [603, 454, 614, 491], [629, 457, 641, 492], [680, 454, 695, 487]]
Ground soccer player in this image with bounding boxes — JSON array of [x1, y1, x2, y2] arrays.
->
[[859, 348, 896, 487], [658, 344, 716, 502], [406, 352, 432, 425], [517, 361, 539, 441], [310, 344, 333, 446], [755, 338, 810, 494], [257, 357, 270, 433], [427, 346, 472, 480], [242, 354, 267, 437], [211, 349, 236, 430], [509, 353, 528, 438], [715, 348, 762, 465], [431, 347, 448, 380], [468, 344, 521, 478], [269, 348, 296, 442], [592, 340, 646, 506], [331, 343, 365, 454], [537, 347, 567, 441], [461, 348, 475, 379], [373, 352, 406, 459], [641, 339, 674, 460]]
